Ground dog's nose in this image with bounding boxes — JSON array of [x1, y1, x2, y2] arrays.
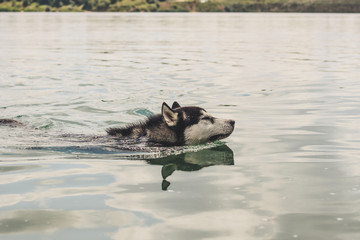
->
[[229, 120, 235, 127]]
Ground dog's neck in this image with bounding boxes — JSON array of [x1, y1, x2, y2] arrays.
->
[[145, 121, 180, 145]]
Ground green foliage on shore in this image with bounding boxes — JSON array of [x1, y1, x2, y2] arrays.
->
[[1, 0, 360, 12]]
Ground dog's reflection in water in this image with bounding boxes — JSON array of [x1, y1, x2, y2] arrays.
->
[[147, 145, 234, 191]]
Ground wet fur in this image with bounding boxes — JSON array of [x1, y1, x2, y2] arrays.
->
[[0, 119, 25, 127], [107, 114, 180, 145]]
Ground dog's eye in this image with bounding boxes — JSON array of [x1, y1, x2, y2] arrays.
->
[[202, 116, 214, 123]]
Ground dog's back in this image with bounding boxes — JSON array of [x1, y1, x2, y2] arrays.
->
[[0, 119, 25, 127]]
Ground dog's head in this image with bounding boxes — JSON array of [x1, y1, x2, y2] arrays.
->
[[162, 102, 235, 145]]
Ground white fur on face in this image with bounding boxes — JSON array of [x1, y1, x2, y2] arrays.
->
[[184, 112, 234, 145]]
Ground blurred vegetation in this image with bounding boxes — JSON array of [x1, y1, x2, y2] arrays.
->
[[1, 0, 360, 12]]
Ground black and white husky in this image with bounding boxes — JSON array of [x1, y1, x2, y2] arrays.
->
[[107, 102, 235, 146]]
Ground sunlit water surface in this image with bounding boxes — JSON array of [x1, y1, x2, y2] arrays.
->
[[1, 13, 360, 240]]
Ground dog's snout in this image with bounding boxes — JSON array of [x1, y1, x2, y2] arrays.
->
[[229, 120, 235, 127]]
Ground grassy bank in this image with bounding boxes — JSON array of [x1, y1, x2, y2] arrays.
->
[[1, 0, 360, 12]]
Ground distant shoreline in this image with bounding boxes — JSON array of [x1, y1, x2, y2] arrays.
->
[[1, 0, 360, 13]]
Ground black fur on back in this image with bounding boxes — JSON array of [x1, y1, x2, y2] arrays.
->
[[106, 124, 136, 137], [106, 114, 163, 137], [0, 119, 25, 127]]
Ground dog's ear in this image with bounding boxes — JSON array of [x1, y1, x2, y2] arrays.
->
[[172, 101, 181, 109], [162, 102, 178, 127]]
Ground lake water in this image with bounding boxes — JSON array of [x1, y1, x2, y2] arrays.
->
[[1, 12, 360, 240]]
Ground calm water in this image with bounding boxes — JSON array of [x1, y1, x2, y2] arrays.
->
[[1, 12, 360, 240]]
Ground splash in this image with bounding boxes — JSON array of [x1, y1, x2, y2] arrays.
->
[[24, 132, 227, 160], [110, 140, 227, 160]]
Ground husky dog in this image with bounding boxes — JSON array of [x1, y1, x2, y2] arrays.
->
[[107, 102, 235, 146]]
